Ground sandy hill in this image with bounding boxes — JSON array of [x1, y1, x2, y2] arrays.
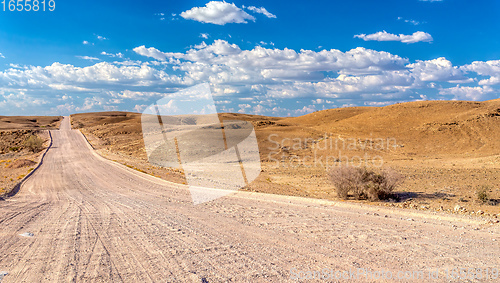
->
[[72, 100, 500, 159], [279, 99, 500, 157]]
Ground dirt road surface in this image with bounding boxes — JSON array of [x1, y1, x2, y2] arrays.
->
[[0, 117, 499, 282]]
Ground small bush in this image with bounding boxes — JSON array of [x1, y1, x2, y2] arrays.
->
[[367, 168, 403, 201], [327, 166, 364, 199], [328, 166, 403, 201], [24, 135, 44, 153], [476, 186, 489, 203]]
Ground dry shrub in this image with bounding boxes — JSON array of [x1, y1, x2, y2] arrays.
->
[[328, 166, 403, 201], [476, 185, 489, 203], [328, 166, 364, 199], [24, 135, 44, 153]]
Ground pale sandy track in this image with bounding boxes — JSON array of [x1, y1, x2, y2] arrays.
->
[[0, 117, 499, 282]]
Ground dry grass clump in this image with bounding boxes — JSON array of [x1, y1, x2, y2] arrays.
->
[[328, 166, 403, 201]]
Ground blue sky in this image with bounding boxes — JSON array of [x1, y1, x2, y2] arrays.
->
[[1, 0, 499, 116]]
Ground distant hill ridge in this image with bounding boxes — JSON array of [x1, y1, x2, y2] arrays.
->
[[70, 99, 500, 159]]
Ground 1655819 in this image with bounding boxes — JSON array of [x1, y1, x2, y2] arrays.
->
[[2, 0, 55, 12]]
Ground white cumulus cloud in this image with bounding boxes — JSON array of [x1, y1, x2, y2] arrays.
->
[[439, 85, 494, 101], [134, 40, 408, 76], [0, 61, 183, 90], [461, 60, 500, 85], [407, 57, 469, 83], [2, 40, 499, 116], [355, 31, 433, 43], [133, 46, 172, 61], [180, 1, 255, 25]]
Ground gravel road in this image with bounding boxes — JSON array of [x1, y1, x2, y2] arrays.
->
[[0, 117, 498, 282]]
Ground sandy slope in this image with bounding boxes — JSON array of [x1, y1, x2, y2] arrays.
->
[[0, 117, 499, 282]]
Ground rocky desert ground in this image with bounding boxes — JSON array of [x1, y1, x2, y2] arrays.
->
[[70, 99, 500, 218]]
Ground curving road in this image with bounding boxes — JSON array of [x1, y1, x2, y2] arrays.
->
[[0, 117, 499, 282]]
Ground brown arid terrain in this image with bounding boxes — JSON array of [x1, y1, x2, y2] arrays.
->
[[0, 116, 62, 197], [71, 99, 500, 219]]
